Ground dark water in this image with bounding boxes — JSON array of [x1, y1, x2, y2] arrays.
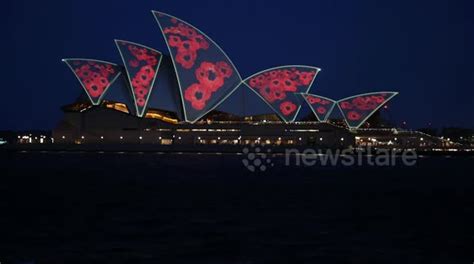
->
[[1, 151, 473, 263]]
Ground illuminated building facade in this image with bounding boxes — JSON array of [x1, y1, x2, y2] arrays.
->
[[56, 11, 400, 147]]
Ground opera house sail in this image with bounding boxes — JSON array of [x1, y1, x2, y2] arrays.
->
[[63, 59, 122, 106], [115, 40, 163, 117], [243, 66, 320, 123], [152, 11, 242, 123]]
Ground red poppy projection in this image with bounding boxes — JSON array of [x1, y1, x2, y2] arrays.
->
[[63, 59, 122, 105], [302, 94, 336, 122], [115, 40, 163, 117], [153, 11, 242, 123], [244, 66, 320, 123], [337, 92, 398, 129]]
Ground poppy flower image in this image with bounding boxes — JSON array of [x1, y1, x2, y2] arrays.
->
[[175, 50, 197, 69], [248, 68, 317, 117], [141, 65, 156, 77], [297, 71, 315, 86], [259, 86, 281, 103], [129, 60, 140, 68], [317, 106, 327, 114], [134, 87, 148, 98], [307, 96, 321, 105], [259, 87, 275, 103], [193, 35, 209, 50], [340, 101, 353, 110], [136, 97, 146, 107], [216, 61, 233, 78], [85, 79, 104, 98], [178, 40, 200, 53], [132, 78, 143, 88], [195, 62, 225, 92], [163, 20, 211, 70], [136, 71, 153, 86], [269, 78, 283, 91], [320, 99, 331, 105], [371, 95, 385, 104], [128, 45, 149, 61], [184, 27, 197, 38], [168, 35, 182, 48], [95, 77, 109, 87], [116, 42, 162, 113], [104, 64, 115, 74], [271, 88, 286, 101], [347, 111, 362, 121], [280, 101, 297, 116], [282, 79, 297, 92], [184, 83, 212, 110], [76, 68, 92, 80], [146, 56, 158, 67], [69, 61, 121, 101], [249, 77, 266, 90], [353, 96, 377, 110]]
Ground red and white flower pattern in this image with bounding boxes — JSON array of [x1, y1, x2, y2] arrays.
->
[[119, 42, 162, 108], [247, 68, 318, 119], [163, 22, 210, 69], [184, 61, 233, 110], [303, 94, 336, 121], [338, 93, 395, 128], [67, 60, 120, 104]]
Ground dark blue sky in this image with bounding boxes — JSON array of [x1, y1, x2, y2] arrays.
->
[[3, 0, 473, 130]]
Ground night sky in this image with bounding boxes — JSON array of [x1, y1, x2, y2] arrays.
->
[[3, 0, 473, 130]]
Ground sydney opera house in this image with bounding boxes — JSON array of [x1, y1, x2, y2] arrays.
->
[[54, 11, 400, 148]]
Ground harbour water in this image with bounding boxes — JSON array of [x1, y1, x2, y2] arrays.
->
[[1, 151, 473, 263]]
